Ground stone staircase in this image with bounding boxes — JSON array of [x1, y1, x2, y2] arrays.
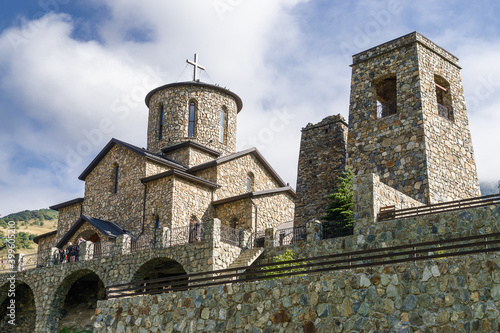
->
[[226, 248, 264, 276]]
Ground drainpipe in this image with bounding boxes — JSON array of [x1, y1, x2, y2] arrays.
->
[[250, 196, 259, 232]]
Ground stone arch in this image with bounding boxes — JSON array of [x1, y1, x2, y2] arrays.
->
[[0, 280, 36, 332], [131, 257, 188, 292], [47, 269, 106, 332]]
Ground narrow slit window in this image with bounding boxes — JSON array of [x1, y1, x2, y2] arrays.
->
[[219, 108, 225, 143], [155, 216, 160, 229], [188, 101, 196, 137], [113, 165, 119, 194], [158, 105, 164, 140]]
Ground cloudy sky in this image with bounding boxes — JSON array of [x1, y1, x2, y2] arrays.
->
[[0, 0, 499, 216]]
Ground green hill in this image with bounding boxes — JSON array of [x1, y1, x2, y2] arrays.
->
[[0, 208, 58, 253]]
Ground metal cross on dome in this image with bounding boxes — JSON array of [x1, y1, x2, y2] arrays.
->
[[186, 53, 205, 82]]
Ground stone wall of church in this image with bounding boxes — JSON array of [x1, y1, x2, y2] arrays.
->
[[145, 160, 171, 177], [171, 177, 214, 228], [253, 192, 295, 230], [215, 200, 254, 230], [83, 145, 146, 236], [146, 84, 239, 157], [163, 146, 218, 168], [35, 233, 57, 256], [56, 203, 82, 242], [211, 154, 283, 200], [294, 115, 348, 226], [143, 177, 174, 241]]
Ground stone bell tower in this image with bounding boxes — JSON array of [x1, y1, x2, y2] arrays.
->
[[145, 55, 243, 167], [347, 32, 480, 204]]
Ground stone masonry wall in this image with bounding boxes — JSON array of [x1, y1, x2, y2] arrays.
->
[[253, 192, 295, 230], [83, 145, 147, 236], [0, 219, 242, 332], [294, 114, 348, 226], [147, 84, 239, 157], [348, 32, 480, 204], [163, 146, 217, 169], [416, 42, 481, 202], [211, 154, 282, 201], [171, 177, 214, 227], [56, 203, 82, 243], [94, 252, 500, 332], [215, 200, 254, 230]]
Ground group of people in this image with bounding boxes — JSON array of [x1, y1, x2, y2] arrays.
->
[[58, 237, 85, 263]]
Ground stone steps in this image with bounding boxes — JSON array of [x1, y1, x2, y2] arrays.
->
[[226, 248, 264, 276]]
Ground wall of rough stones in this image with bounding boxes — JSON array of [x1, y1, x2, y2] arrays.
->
[[146, 83, 239, 156], [253, 192, 295, 230], [83, 144, 147, 235], [170, 177, 215, 227], [56, 202, 82, 242], [0, 219, 243, 332], [215, 200, 254, 230], [294, 114, 348, 226], [416, 39, 481, 202], [353, 173, 424, 233], [93, 252, 500, 332], [211, 153, 283, 200], [347, 32, 480, 204], [163, 146, 218, 169]]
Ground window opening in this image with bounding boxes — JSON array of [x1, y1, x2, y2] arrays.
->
[[434, 75, 453, 120], [188, 101, 196, 137], [219, 108, 225, 143], [375, 76, 397, 118], [113, 165, 119, 194], [159, 105, 164, 140]]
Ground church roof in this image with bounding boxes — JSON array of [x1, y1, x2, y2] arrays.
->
[[78, 138, 187, 181], [33, 230, 57, 244], [55, 215, 127, 248], [188, 148, 289, 188], [145, 81, 243, 112], [49, 197, 84, 211], [140, 169, 221, 189], [212, 187, 296, 206]]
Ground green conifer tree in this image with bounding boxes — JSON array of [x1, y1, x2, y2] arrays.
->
[[322, 168, 354, 235]]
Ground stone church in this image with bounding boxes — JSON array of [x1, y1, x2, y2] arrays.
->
[[35, 65, 295, 255]]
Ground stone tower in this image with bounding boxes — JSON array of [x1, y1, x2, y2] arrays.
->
[[348, 32, 480, 204], [145, 81, 243, 166], [294, 115, 348, 225]]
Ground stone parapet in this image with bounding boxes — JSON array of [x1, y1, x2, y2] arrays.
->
[[93, 252, 500, 332]]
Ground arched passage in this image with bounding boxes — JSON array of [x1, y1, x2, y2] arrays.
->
[[47, 269, 106, 332], [0, 281, 36, 332], [132, 257, 188, 292]]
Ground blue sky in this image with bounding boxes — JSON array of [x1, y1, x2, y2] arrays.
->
[[1, 0, 500, 216]]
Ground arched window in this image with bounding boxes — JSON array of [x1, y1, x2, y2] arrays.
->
[[219, 108, 226, 143], [434, 75, 453, 120], [158, 105, 164, 140], [188, 101, 196, 137], [374, 75, 397, 118], [113, 165, 119, 194], [246, 172, 254, 192]]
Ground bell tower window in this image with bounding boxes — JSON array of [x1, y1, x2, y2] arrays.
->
[[188, 101, 196, 138], [158, 105, 164, 140], [434, 75, 453, 120], [374, 75, 397, 119], [246, 172, 254, 192]]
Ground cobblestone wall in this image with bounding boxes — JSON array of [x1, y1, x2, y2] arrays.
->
[[56, 203, 82, 241], [348, 32, 480, 204], [93, 252, 500, 332], [294, 115, 348, 226]]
